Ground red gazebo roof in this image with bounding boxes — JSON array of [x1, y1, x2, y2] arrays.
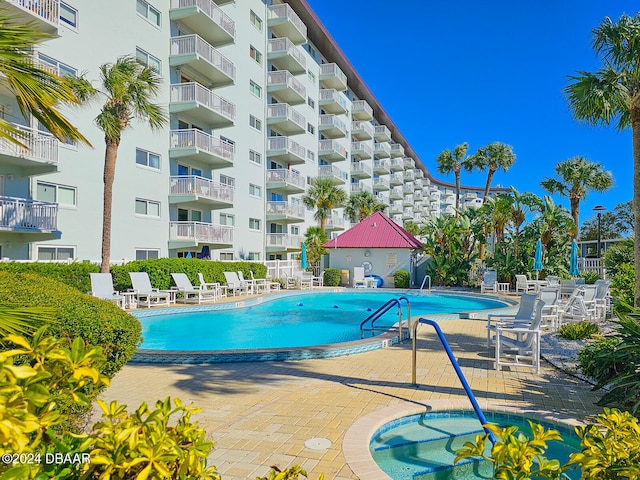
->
[[323, 212, 422, 249]]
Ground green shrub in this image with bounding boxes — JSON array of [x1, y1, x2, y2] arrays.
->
[[558, 321, 599, 340], [611, 263, 635, 309], [579, 271, 601, 284], [578, 336, 620, 382], [603, 239, 634, 278], [393, 269, 410, 288], [323, 268, 340, 286], [0, 261, 99, 292]]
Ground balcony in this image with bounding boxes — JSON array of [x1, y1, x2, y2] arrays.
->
[[267, 70, 306, 105], [169, 82, 235, 128], [414, 169, 424, 179], [374, 125, 391, 142], [0, 124, 58, 175], [266, 136, 306, 165], [169, 35, 235, 87], [169, 0, 235, 46], [402, 185, 414, 195], [414, 179, 424, 190], [377, 193, 389, 205], [390, 144, 405, 158], [404, 170, 415, 182], [403, 195, 414, 207], [319, 89, 348, 115], [389, 201, 403, 214], [266, 169, 306, 194], [169, 129, 234, 167], [389, 187, 403, 200], [325, 215, 345, 232], [266, 233, 304, 252], [320, 63, 347, 91], [266, 201, 305, 223], [351, 141, 372, 160], [318, 114, 348, 138], [351, 99, 373, 121], [318, 165, 348, 185], [168, 175, 233, 209], [0, 196, 59, 238], [404, 157, 416, 169], [402, 207, 414, 220], [414, 191, 423, 201], [374, 142, 391, 158], [443, 205, 456, 215], [351, 121, 373, 141], [413, 202, 423, 212], [267, 103, 306, 135], [318, 139, 347, 162], [430, 192, 441, 201], [389, 158, 404, 172], [389, 173, 403, 186], [169, 221, 233, 249], [5, 0, 59, 34], [267, 38, 306, 75], [350, 161, 372, 179], [267, 3, 307, 45], [413, 213, 423, 224], [372, 159, 390, 175], [372, 177, 390, 191], [350, 181, 372, 194], [429, 201, 440, 212]]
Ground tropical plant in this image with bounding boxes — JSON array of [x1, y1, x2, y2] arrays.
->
[[73, 56, 167, 272], [564, 12, 640, 306], [614, 200, 634, 235], [403, 220, 421, 237], [531, 196, 575, 257], [541, 156, 614, 239], [466, 142, 516, 198], [0, 13, 89, 146], [435, 142, 469, 211], [344, 190, 385, 223], [302, 178, 347, 231], [304, 226, 327, 267], [610, 263, 635, 309], [578, 336, 620, 381], [323, 268, 341, 286], [393, 269, 410, 288], [508, 187, 539, 262], [603, 238, 634, 278], [580, 211, 620, 241], [558, 321, 599, 340]]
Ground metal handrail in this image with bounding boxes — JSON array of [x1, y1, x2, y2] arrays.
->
[[419, 275, 431, 294], [360, 296, 410, 340], [412, 318, 496, 444]]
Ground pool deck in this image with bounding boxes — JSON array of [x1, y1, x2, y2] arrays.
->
[[98, 294, 602, 480]]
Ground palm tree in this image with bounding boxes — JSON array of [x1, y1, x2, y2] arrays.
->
[[302, 178, 347, 231], [0, 13, 89, 146], [436, 143, 469, 212], [564, 13, 640, 306], [508, 187, 539, 262], [304, 226, 327, 268], [540, 156, 613, 239], [344, 190, 386, 223], [533, 196, 576, 254], [467, 142, 516, 198], [74, 56, 166, 272]]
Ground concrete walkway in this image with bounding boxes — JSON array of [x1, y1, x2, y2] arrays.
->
[[98, 316, 602, 480]]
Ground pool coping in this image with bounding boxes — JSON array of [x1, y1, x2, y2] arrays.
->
[[342, 398, 585, 480], [130, 289, 518, 364]]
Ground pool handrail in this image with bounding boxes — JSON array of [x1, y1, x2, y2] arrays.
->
[[360, 296, 411, 340], [419, 275, 431, 294], [412, 317, 497, 444]]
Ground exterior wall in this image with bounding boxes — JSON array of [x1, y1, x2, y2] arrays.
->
[[327, 247, 413, 287]]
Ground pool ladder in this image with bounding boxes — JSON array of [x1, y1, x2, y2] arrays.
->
[[359, 296, 411, 341], [412, 318, 496, 444], [419, 275, 431, 294]]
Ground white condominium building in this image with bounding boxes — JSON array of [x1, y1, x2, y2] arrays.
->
[[0, 0, 498, 263]]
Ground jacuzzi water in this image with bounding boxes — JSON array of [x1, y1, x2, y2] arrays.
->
[[370, 410, 581, 480]]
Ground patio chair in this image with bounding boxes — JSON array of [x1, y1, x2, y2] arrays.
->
[[558, 286, 588, 326], [582, 285, 598, 320], [294, 271, 313, 289], [89, 273, 126, 309], [593, 279, 611, 319], [545, 276, 560, 286], [237, 271, 258, 294], [479, 269, 498, 293], [223, 271, 250, 296], [538, 287, 560, 329], [198, 272, 226, 298], [353, 266, 368, 288], [495, 300, 545, 374], [250, 270, 281, 292], [515, 274, 537, 294], [486, 293, 537, 348], [559, 279, 576, 299], [129, 272, 171, 308], [171, 273, 217, 304]]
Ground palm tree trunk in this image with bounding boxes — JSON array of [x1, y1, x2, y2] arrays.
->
[[320, 216, 327, 233], [570, 197, 580, 240], [483, 169, 495, 198], [632, 112, 640, 307], [100, 138, 119, 273], [454, 171, 460, 214]]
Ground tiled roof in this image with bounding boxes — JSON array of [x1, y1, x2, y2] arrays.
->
[[323, 211, 422, 249]]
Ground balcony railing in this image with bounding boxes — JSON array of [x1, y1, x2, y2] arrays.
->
[[0, 124, 58, 165], [170, 82, 235, 121], [0, 195, 58, 231], [403, 157, 415, 169], [318, 165, 348, 182], [319, 63, 347, 90], [318, 114, 348, 137], [319, 89, 349, 112], [266, 201, 305, 219], [351, 141, 372, 158], [266, 169, 305, 190], [351, 121, 374, 139], [267, 38, 306, 71], [170, 129, 235, 163], [7, 0, 59, 25], [267, 3, 307, 43], [374, 142, 391, 157], [267, 136, 306, 159], [390, 144, 405, 157], [170, 34, 236, 81], [266, 233, 304, 249], [351, 99, 373, 119], [169, 175, 234, 204], [325, 215, 345, 229], [267, 103, 306, 131], [350, 182, 372, 194], [170, 0, 235, 40], [267, 70, 306, 99], [351, 161, 372, 177], [373, 159, 390, 173], [169, 221, 233, 244], [374, 125, 391, 141]]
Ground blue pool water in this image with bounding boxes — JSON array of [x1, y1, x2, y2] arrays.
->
[[370, 410, 581, 480], [136, 291, 507, 351]]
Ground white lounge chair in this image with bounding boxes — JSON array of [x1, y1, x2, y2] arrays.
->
[[223, 271, 250, 296], [129, 272, 171, 308], [238, 271, 262, 294], [593, 280, 611, 319], [538, 287, 560, 329], [495, 300, 545, 374], [558, 286, 589, 326], [249, 271, 281, 292], [353, 266, 368, 288], [198, 272, 226, 298], [89, 273, 126, 309], [486, 293, 537, 348], [515, 274, 537, 294], [171, 273, 217, 304], [480, 270, 498, 293]]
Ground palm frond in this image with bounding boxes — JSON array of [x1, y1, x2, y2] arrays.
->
[[0, 306, 57, 337]]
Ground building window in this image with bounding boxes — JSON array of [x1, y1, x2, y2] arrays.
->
[[249, 80, 262, 98], [249, 115, 262, 131], [220, 135, 235, 147], [219, 174, 235, 187], [135, 47, 160, 73], [135, 148, 160, 169], [307, 123, 315, 135], [38, 53, 77, 77], [249, 150, 262, 165], [220, 252, 234, 261], [135, 198, 160, 217], [249, 45, 263, 64], [37, 246, 75, 261], [136, 0, 160, 26], [307, 70, 316, 83], [291, 226, 300, 235], [249, 184, 261, 198], [247, 252, 261, 261], [36, 182, 76, 206], [59, 2, 77, 29], [250, 10, 262, 31], [136, 249, 159, 260], [220, 213, 235, 226], [249, 218, 261, 231], [307, 150, 315, 162], [307, 97, 315, 109]]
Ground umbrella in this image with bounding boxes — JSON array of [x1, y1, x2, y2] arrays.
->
[[185, 251, 192, 258], [300, 242, 307, 269], [569, 240, 580, 277], [533, 239, 543, 280], [200, 245, 210, 260]]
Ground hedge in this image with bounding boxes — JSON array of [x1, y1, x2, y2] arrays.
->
[[323, 268, 341, 286], [394, 269, 410, 288], [0, 261, 99, 293]]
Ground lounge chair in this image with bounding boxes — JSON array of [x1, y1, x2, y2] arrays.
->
[[89, 273, 126, 309], [198, 272, 226, 298], [495, 300, 545, 374], [559, 279, 576, 299], [238, 271, 265, 294], [353, 266, 368, 288], [249, 271, 280, 292], [515, 274, 537, 294], [582, 285, 598, 320], [223, 271, 250, 296], [171, 273, 217, 304], [538, 287, 560, 329], [558, 286, 588, 326], [129, 272, 172, 308], [486, 293, 537, 348], [480, 269, 498, 294], [593, 280, 611, 319]]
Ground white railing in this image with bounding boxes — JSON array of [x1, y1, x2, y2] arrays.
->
[[390, 144, 405, 157], [267, 103, 306, 130], [267, 70, 306, 98], [0, 124, 58, 165], [266, 136, 306, 158], [351, 141, 372, 157], [263, 258, 300, 279], [267, 38, 306, 69], [266, 169, 305, 189], [325, 215, 344, 229], [351, 121, 374, 137], [318, 139, 346, 157], [373, 177, 390, 189], [579, 258, 606, 278], [351, 99, 373, 117], [351, 161, 372, 177], [318, 114, 348, 135], [351, 182, 372, 194], [266, 201, 305, 219], [403, 157, 415, 168], [170, 0, 235, 39], [267, 3, 307, 37], [170, 82, 235, 121], [375, 142, 391, 156], [265, 234, 304, 250], [170, 129, 235, 162], [390, 201, 403, 212], [414, 179, 424, 189], [169, 221, 233, 243], [373, 159, 390, 172], [8, 0, 59, 24], [390, 173, 404, 184], [319, 89, 349, 109], [374, 125, 391, 139], [318, 165, 348, 182], [169, 176, 234, 203], [404, 171, 415, 181], [170, 34, 236, 80], [320, 63, 347, 84], [0, 195, 58, 231]]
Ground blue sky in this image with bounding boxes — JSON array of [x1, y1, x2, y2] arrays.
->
[[305, 0, 637, 228]]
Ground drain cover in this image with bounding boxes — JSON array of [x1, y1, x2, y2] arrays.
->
[[304, 437, 332, 450]]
